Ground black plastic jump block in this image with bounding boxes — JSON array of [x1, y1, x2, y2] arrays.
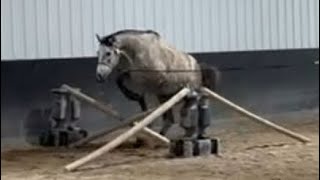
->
[[169, 138, 220, 158], [39, 129, 87, 147]]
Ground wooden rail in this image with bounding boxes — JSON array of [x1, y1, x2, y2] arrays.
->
[[62, 84, 170, 147], [201, 87, 311, 143]]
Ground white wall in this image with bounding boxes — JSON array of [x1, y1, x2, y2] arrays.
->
[[1, 0, 319, 60]]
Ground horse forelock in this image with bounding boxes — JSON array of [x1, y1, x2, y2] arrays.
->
[[99, 29, 160, 46], [99, 36, 115, 47]]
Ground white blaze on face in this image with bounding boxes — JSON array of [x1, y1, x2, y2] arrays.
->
[[96, 45, 119, 81]]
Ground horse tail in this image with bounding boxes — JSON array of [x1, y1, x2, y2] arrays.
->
[[199, 62, 221, 92]]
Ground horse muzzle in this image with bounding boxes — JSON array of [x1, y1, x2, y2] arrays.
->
[[96, 65, 112, 83]]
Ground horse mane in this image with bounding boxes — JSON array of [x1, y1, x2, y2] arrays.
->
[[100, 29, 160, 46]]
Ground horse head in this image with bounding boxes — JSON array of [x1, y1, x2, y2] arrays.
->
[[95, 34, 121, 83]]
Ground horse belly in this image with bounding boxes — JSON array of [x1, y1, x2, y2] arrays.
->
[[129, 72, 167, 93], [129, 71, 201, 95], [164, 72, 202, 93]]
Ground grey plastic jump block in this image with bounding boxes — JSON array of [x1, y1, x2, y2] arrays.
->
[[169, 138, 220, 158]]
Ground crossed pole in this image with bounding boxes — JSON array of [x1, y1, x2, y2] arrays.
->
[[61, 84, 169, 148], [62, 84, 310, 172]]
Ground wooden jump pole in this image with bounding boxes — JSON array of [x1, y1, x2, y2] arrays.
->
[[134, 122, 170, 144], [64, 87, 190, 172], [61, 84, 121, 120], [61, 84, 169, 147], [201, 87, 311, 143]]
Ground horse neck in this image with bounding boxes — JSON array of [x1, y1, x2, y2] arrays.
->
[[117, 36, 154, 69]]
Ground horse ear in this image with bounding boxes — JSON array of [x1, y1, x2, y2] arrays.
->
[[95, 34, 102, 43]]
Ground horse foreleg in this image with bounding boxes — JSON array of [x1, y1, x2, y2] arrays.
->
[[116, 72, 147, 111], [159, 110, 174, 136], [180, 94, 199, 139], [157, 96, 175, 136]]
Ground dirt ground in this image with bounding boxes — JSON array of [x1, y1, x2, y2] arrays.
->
[[2, 111, 319, 180]]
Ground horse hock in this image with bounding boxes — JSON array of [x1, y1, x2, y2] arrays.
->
[[170, 92, 219, 157], [39, 87, 88, 146]]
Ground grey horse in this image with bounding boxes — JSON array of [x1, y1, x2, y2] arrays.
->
[[95, 29, 220, 138], [115, 62, 220, 136]]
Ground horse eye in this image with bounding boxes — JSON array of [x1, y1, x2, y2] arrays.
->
[[106, 52, 111, 56]]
